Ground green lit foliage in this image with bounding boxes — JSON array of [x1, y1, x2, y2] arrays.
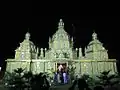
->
[[3, 68, 50, 90], [3, 68, 25, 90], [70, 70, 120, 90], [96, 70, 119, 88], [47, 68, 55, 81], [47, 68, 55, 76], [67, 65, 76, 81], [2, 71, 16, 86]]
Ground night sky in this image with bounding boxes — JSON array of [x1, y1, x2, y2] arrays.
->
[[0, 16, 120, 71]]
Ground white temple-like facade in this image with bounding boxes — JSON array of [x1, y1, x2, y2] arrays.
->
[[5, 19, 117, 76]]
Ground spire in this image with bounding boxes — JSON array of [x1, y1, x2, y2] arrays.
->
[[25, 32, 30, 40], [92, 31, 97, 40], [58, 19, 64, 29], [72, 23, 76, 45]]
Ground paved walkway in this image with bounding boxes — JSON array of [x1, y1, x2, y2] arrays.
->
[[0, 84, 79, 90], [50, 84, 70, 90], [49, 84, 79, 90]]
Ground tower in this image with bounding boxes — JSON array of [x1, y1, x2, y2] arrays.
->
[[15, 32, 37, 60], [46, 19, 75, 59], [51, 19, 71, 49], [85, 31, 108, 60]]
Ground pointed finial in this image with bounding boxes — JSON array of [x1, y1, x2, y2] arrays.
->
[[92, 31, 97, 40], [25, 32, 30, 40], [49, 37, 51, 42], [76, 48, 78, 51], [58, 19, 64, 29], [45, 48, 47, 51]]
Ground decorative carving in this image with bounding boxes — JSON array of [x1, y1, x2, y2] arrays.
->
[[21, 52, 25, 59], [56, 53, 59, 58]]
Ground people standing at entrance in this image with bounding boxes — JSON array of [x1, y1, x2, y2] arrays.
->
[[58, 64, 63, 71], [56, 64, 69, 84], [57, 72, 61, 83], [60, 70, 64, 84], [63, 72, 67, 84]]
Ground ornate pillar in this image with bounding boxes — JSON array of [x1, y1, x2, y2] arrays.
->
[[91, 61, 93, 76], [79, 47, 82, 58], [76, 48, 78, 58], [40, 48, 44, 58], [44, 62, 45, 72], [44, 48, 47, 58], [113, 61, 116, 73], [36, 47, 39, 59], [79, 62, 81, 74]]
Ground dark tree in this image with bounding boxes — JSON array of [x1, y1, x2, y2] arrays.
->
[[96, 70, 119, 89]]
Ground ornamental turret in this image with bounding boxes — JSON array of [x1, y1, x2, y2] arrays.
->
[[51, 19, 71, 50], [49, 37, 52, 49], [40, 48, 44, 58], [15, 32, 37, 60], [79, 47, 82, 58], [85, 31, 108, 60], [58, 19, 64, 29], [36, 47, 39, 59]]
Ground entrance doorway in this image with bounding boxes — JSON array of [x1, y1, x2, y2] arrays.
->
[[57, 63, 67, 72]]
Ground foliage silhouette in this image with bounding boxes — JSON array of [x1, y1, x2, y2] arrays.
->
[[96, 70, 119, 88], [3, 68, 50, 90], [3, 68, 25, 90], [67, 64, 76, 82]]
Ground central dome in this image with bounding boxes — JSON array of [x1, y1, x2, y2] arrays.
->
[[52, 19, 70, 41]]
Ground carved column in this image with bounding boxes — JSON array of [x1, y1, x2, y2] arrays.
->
[[79, 47, 82, 58], [76, 48, 78, 58], [40, 48, 44, 58]]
